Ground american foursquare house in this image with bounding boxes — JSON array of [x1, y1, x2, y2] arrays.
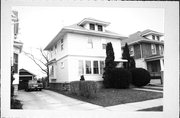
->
[[121, 29, 164, 84], [44, 18, 127, 88]]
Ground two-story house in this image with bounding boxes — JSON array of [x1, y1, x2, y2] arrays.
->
[[122, 29, 164, 84], [44, 18, 126, 88]]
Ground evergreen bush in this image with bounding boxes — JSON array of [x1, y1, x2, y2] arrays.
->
[[130, 68, 151, 87], [112, 68, 131, 89], [103, 42, 115, 88]]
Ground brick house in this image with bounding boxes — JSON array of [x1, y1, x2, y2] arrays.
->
[[122, 29, 164, 84]]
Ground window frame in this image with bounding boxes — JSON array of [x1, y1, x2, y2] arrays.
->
[[97, 25, 103, 31], [87, 37, 93, 48], [100, 61, 105, 74], [129, 46, 134, 56], [151, 44, 157, 55], [85, 60, 92, 74], [93, 61, 99, 74], [89, 23, 95, 30]]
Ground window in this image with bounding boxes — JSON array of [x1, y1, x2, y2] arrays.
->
[[13, 53, 18, 73], [87, 37, 93, 48], [93, 61, 99, 74], [151, 44, 157, 55], [89, 24, 95, 30], [159, 45, 164, 55], [86, 61, 91, 74], [129, 46, 134, 56], [102, 44, 106, 49], [50, 65, 54, 76], [78, 60, 84, 75], [157, 36, 160, 41], [61, 62, 64, 68], [55, 44, 57, 54], [61, 38, 64, 50], [100, 61, 105, 74], [98, 25, 103, 31], [152, 35, 155, 40]]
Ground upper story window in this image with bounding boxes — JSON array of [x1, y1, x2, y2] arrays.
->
[[129, 46, 134, 56], [98, 25, 103, 31], [151, 44, 157, 55], [152, 35, 155, 40], [159, 45, 164, 55], [50, 65, 54, 77], [89, 24, 95, 30], [61, 38, 64, 50], [87, 37, 93, 48], [101, 39, 106, 49], [157, 36, 160, 41]]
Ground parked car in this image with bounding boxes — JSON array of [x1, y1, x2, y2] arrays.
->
[[25, 80, 43, 91]]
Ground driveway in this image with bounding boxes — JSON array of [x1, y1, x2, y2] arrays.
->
[[16, 89, 104, 110], [16, 89, 162, 111]]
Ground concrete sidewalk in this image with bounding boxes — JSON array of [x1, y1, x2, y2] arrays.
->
[[101, 98, 163, 111]]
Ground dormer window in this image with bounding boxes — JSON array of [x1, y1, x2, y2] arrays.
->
[[89, 24, 95, 30], [98, 25, 103, 31], [152, 35, 155, 40]]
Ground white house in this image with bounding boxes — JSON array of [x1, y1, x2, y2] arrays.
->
[[44, 18, 126, 88]]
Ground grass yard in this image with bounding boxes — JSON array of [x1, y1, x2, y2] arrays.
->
[[138, 106, 163, 111], [49, 88, 163, 107]]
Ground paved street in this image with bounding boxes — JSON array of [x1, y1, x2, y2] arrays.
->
[[16, 89, 163, 111]]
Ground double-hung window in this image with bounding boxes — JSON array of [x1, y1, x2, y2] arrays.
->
[[129, 46, 134, 56], [93, 61, 99, 74], [98, 25, 103, 31], [78, 60, 84, 75], [89, 24, 95, 30], [151, 44, 157, 55], [100, 61, 105, 74], [88, 37, 93, 48], [86, 61, 91, 74], [50, 65, 54, 77], [159, 45, 164, 55]]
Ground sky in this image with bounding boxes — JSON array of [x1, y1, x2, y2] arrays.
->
[[13, 6, 164, 78]]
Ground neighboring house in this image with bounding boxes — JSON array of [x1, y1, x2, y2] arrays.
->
[[121, 29, 164, 84], [44, 18, 127, 88], [19, 68, 36, 90], [11, 11, 23, 95]]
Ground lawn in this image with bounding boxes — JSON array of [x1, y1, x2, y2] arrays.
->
[[138, 106, 163, 111], [49, 88, 163, 107]]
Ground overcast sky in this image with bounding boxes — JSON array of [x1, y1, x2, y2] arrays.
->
[[14, 6, 164, 77]]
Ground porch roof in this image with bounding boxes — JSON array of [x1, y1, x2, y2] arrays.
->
[[145, 55, 164, 62]]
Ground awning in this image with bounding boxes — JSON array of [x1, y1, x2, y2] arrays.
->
[[145, 55, 163, 62]]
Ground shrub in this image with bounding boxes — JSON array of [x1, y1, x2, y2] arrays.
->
[[130, 68, 151, 87], [79, 81, 98, 98], [70, 81, 80, 95], [11, 98, 23, 109], [112, 68, 131, 89]]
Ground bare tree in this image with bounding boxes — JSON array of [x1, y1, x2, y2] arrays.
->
[[23, 48, 49, 87]]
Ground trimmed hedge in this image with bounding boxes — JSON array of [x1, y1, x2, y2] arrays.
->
[[130, 68, 151, 87], [79, 81, 98, 98], [70, 81, 80, 95], [70, 81, 98, 98], [112, 68, 132, 89]]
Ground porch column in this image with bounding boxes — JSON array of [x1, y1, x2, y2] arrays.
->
[[160, 58, 164, 85]]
